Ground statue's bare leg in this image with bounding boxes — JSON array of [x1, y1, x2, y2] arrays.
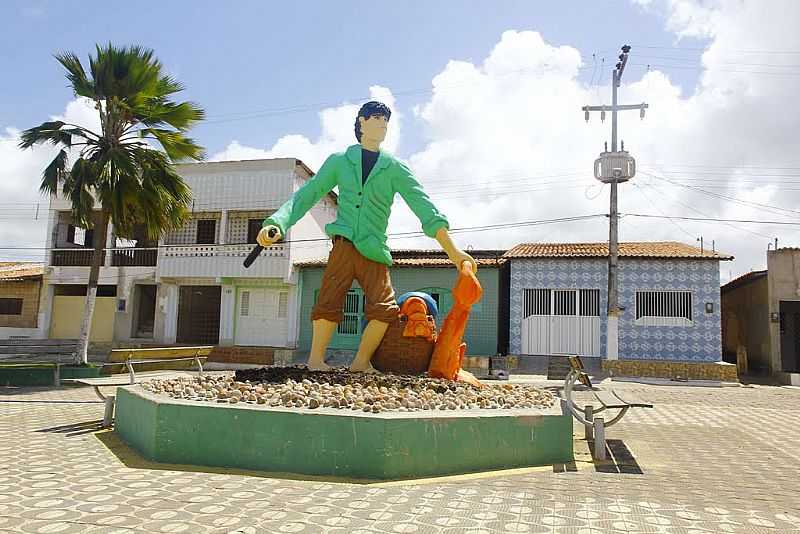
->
[[349, 320, 389, 373], [307, 318, 337, 371]]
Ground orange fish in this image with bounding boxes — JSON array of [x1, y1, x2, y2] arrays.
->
[[428, 262, 483, 387]]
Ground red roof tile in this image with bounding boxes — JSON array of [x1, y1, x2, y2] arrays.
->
[[503, 241, 732, 260], [0, 262, 44, 281]]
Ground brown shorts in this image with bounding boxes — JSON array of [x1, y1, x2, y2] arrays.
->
[[311, 237, 399, 324]]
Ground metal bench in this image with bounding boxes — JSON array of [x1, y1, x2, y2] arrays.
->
[[563, 355, 653, 460], [62, 346, 212, 427], [0, 340, 78, 386]]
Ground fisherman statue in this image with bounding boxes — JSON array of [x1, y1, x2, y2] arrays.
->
[[257, 101, 476, 372]]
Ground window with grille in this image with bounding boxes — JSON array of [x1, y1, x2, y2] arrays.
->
[[240, 291, 250, 317], [338, 290, 363, 335], [0, 298, 23, 315], [196, 219, 216, 244], [553, 290, 576, 315], [247, 219, 263, 244], [579, 289, 600, 316], [278, 292, 288, 319], [524, 289, 551, 317], [523, 288, 600, 318], [636, 290, 693, 326]]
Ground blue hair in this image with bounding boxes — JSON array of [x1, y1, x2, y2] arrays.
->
[[354, 101, 391, 142]]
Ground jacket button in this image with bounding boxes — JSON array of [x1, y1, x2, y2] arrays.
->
[[358, 192, 362, 196], [356, 204, 360, 208]]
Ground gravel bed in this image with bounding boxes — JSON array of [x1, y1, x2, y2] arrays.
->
[[139, 366, 555, 413]]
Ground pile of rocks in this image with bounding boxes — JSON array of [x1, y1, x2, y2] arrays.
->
[[140, 366, 554, 413]]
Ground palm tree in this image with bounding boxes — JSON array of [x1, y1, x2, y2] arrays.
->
[[19, 44, 205, 364]]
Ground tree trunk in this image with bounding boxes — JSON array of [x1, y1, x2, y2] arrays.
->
[[75, 210, 110, 365]]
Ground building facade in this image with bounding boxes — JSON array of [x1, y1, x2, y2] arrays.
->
[[295, 250, 508, 359], [506, 242, 731, 363], [722, 248, 800, 384], [39, 157, 336, 349], [0, 263, 44, 339]]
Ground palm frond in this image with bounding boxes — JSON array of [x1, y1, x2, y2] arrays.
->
[[64, 158, 99, 228], [54, 52, 94, 98], [39, 150, 68, 195], [23, 42, 203, 245], [18, 121, 68, 148], [136, 101, 205, 131], [139, 128, 205, 161]]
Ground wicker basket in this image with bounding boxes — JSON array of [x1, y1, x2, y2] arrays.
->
[[371, 315, 435, 375]]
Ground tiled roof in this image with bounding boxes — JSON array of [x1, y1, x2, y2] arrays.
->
[[503, 241, 733, 260], [721, 270, 768, 293], [0, 262, 44, 281], [295, 250, 507, 269]]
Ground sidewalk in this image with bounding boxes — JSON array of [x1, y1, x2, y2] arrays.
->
[[1, 377, 799, 533]]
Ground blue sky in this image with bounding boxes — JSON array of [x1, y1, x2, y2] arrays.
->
[[1, 0, 705, 158], [4, 0, 798, 279]]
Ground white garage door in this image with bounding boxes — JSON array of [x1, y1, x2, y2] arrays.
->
[[234, 288, 289, 347], [520, 288, 601, 356]]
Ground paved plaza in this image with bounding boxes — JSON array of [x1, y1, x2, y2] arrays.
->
[[1, 377, 799, 533]]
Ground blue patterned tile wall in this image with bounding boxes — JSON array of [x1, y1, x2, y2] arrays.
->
[[509, 258, 721, 361]]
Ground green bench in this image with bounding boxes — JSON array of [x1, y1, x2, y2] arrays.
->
[[62, 346, 212, 427]]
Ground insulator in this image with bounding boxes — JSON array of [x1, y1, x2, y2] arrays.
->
[[585, 110, 590, 122], [601, 110, 606, 122]]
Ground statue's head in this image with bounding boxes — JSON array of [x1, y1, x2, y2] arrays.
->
[[354, 101, 391, 144]]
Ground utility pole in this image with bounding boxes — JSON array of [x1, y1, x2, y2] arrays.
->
[[583, 45, 648, 360]]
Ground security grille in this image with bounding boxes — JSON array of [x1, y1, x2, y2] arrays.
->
[[636, 290, 693, 322]]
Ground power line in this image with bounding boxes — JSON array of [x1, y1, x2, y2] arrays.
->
[[637, 179, 773, 240], [629, 44, 800, 55], [0, 213, 607, 251], [641, 170, 800, 217], [632, 182, 695, 239], [629, 62, 800, 77], [204, 63, 595, 124], [622, 213, 800, 226]]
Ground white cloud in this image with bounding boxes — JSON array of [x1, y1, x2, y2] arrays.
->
[[217, 13, 799, 280], [0, 98, 98, 262], [392, 9, 799, 282], [6, 2, 797, 282], [211, 85, 401, 171]]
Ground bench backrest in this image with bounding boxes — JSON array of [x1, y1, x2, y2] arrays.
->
[[104, 346, 213, 375], [568, 355, 593, 388], [107, 346, 214, 363]]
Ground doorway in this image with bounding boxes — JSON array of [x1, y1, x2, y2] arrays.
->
[[132, 285, 156, 338], [177, 286, 221, 344], [234, 287, 289, 346], [779, 300, 800, 373]]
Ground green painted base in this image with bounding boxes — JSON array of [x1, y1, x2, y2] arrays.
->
[[0, 364, 101, 387], [0, 364, 56, 387], [115, 386, 573, 481], [60, 365, 102, 380]]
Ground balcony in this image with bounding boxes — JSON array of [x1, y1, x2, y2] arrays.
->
[[50, 248, 157, 267], [111, 248, 158, 267], [157, 243, 288, 279], [51, 249, 104, 267]]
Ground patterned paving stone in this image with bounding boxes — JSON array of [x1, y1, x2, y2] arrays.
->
[[2, 381, 800, 533]]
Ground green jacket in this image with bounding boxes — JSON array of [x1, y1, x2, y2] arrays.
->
[[263, 144, 449, 266]]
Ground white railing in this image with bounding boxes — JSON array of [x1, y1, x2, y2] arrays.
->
[[157, 243, 289, 278], [161, 243, 286, 258]]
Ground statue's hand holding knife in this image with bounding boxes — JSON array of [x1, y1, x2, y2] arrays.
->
[[243, 225, 282, 268]]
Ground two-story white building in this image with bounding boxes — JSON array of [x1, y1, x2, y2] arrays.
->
[[38, 157, 336, 350]]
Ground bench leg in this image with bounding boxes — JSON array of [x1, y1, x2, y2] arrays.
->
[[584, 405, 594, 441], [593, 417, 606, 460], [53, 365, 60, 387], [102, 395, 116, 428]]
